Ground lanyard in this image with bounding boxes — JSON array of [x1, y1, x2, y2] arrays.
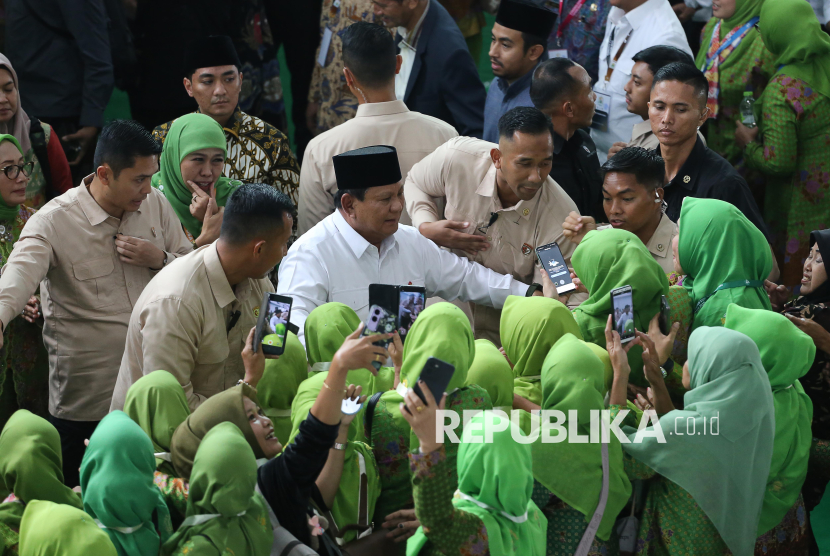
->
[[693, 279, 764, 314], [701, 17, 759, 72], [557, 0, 588, 38], [604, 28, 633, 82]]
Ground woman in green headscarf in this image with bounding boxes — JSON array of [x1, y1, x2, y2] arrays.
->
[[0, 410, 83, 554], [724, 304, 813, 553], [256, 332, 308, 444], [531, 334, 632, 555], [611, 326, 775, 556], [676, 197, 772, 331], [466, 339, 514, 413], [161, 423, 272, 556], [405, 408, 546, 556], [0, 134, 48, 430], [151, 113, 241, 245], [572, 228, 669, 387], [736, 0, 830, 287], [696, 0, 775, 195], [80, 411, 173, 556], [18, 501, 117, 556]]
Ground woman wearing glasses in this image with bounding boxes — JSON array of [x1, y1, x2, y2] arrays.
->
[[0, 133, 49, 430]]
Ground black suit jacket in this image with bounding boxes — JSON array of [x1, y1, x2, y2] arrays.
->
[[398, 0, 486, 138]]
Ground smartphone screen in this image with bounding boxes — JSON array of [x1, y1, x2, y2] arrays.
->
[[410, 357, 455, 409], [536, 242, 576, 294], [256, 293, 292, 355], [398, 286, 426, 344], [611, 287, 635, 343], [658, 295, 670, 336]]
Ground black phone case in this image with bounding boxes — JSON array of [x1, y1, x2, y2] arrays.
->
[[412, 357, 455, 406], [259, 294, 292, 356]]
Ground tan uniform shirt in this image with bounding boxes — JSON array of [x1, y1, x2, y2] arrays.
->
[[628, 119, 706, 151], [298, 100, 458, 234], [0, 179, 192, 420], [405, 136, 580, 343], [110, 243, 273, 411], [598, 214, 678, 274]]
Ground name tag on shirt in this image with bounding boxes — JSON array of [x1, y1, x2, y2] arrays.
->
[[591, 90, 611, 133], [317, 27, 333, 67], [548, 49, 569, 59]]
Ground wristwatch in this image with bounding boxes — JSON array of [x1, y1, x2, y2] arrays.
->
[[526, 283, 543, 297], [660, 358, 674, 378], [333, 442, 347, 451]]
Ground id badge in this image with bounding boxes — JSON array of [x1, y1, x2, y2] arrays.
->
[[591, 90, 611, 133], [317, 27, 333, 67], [548, 49, 569, 59]]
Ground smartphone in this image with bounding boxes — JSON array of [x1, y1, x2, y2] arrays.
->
[[341, 397, 363, 415], [610, 285, 635, 344], [398, 286, 426, 344], [536, 242, 576, 295], [658, 295, 671, 336], [410, 357, 455, 410], [255, 293, 293, 355], [360, 284, 399, 368]]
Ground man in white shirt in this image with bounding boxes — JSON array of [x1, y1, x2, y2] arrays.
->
[[590, 0, 692, 164], [298, 21, 457, 233], [278, 145, 548, 345]]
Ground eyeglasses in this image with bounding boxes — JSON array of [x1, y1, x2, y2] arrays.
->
[[1, 161, 33, 179]]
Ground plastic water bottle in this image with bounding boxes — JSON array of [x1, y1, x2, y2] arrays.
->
[[740, 91, 757, 128]]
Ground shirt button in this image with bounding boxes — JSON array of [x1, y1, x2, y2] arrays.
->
[[657, 244, 664, 251], [683, 175, 691, 184], [522, 208, 530, 216], [486, 236, 492, 242]]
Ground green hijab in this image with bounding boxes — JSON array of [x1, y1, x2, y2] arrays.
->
[[123, 370, 191, 476], [622, 327, 775, 556], [0, 410, 82, 530], [696, 0, 765, 70], [723, 304, 814, 535], [572, 229, 669, 386], [0, 134, 24, 221], [170, 384, 265, 480], [531, 335, 631, 541], [151, 113, 240, 237], [466, 339, 514, 411], [500, 295, 582, 406], [80, 411, 173, 556], [161, 423, 272, 556], [19, 500, 117, 556], [407, 411, 547, 556], [679, 198, 772, 331], [256, 332, 308, 444], [759, 0, 830, 99]]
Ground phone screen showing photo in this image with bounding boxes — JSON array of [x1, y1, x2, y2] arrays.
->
[[398, 289, 426, 344], [536, 243, 576, 294], [611, 289, 635, 342], [263, 298, 291, 350]]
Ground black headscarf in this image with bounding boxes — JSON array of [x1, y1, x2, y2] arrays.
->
[[800, 229, 830, 305]]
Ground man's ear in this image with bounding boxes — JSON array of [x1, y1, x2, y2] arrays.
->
[[253, 239, 266, 257], [563, 100, 574, 119], [527, 44, 545, 63], [183, 77, 194, 98], [344, 67, 356, 88], [96, 164, 112, 186], [698, 104, 710, 128], [340, 192, 357, 216], [491, 148, 503, 170], [395, 54, 403, 75]]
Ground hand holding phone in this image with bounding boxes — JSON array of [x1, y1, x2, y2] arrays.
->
[[536, 242, 576, 295], [409, 357, 455, 409], [400, 378, 448, 455]]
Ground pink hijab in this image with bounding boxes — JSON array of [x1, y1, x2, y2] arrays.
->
[[0, 54, 32, 155]]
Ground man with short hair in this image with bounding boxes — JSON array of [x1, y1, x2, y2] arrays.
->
[[279, 145, 554, 345], [298, 21, 457, 234], [563, 146, 678, 273], [0, 120, 192, 485], [482, 0, 557, 143], [606, 45, 697, 158], [406, 106, 580, 343], [153, 36, 301, 205], [530, 58, 604, 220], [373, 0, 486, 137], [110, 183, 294, 411]]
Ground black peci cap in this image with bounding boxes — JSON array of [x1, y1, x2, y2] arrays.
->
[[333, 146, 402, 190], [496, 0, 558, 38], [184, 36, 242, 76]]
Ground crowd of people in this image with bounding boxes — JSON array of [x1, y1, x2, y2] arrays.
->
[[0, 0, 829, 554]]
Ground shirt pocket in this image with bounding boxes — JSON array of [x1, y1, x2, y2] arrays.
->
[[331, 287, 369, 315], [72, 256, 117, 309]]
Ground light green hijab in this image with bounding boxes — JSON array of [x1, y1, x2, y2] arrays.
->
[[123, 371, 191, 476], [679, 198, 772, 331], [0, 134, 23, 221], [533, 334, 631, 541], [500, 295, 582, 407], [0, 410, 82, 530], [151, 113, 240, 237], [161, 423, 272, 556], [724, 304, 814, 535], [572, 229, 669, 386], [696, 0, 765, 70], [256, 332, 308, 444], [466, 339, 514, 411], [19, 500, 117, 556], [622, 327, 775, 556], [80, 411, 173, 556], [759, 0, 830, 100], [407, 411, 547, 556]]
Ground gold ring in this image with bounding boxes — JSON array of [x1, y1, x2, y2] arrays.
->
[[375, 354, 383, 362], [416, 405, 424, 413]]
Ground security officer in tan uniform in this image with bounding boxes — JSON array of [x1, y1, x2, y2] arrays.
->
[[405, 106, 583, 345]]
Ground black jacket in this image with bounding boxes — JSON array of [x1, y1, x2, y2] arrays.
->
[[549, 129, 604, 220]]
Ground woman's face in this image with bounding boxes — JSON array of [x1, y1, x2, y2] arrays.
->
[[671, 232, 684, 275], [712, 0, 737, 19], [0, 141, 28, 207], [179, 147, 224, 192], [801, 242, 827, 295], [243, 396, 282, 459], [682, 360, 691, 390], [0, 69, 19, 124]]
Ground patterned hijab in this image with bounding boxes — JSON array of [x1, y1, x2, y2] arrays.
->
[[19, 501, 117, 556]]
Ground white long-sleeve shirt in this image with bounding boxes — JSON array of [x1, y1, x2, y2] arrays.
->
[[277, 210, 530, 344]]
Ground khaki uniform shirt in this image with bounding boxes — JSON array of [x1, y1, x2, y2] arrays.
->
[[298, 100, 458, 234], [0, 178, 192, 420], [628, 119, 706, 151], [405, 136, 581, 344], [599, 214, 678, 274], [110, 243, 273, 411]]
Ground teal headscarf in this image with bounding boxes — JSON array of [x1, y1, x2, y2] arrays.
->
[[0, 134, 24, 221], [622, 327, 775, 556]]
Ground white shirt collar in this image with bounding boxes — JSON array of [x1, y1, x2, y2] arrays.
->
[[331, 209, 399, 260]]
